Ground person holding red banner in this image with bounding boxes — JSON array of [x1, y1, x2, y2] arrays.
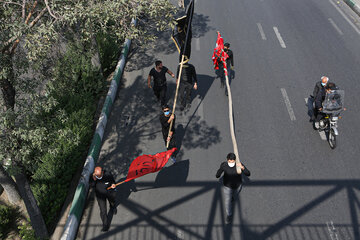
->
[[212, 32, 230, 94], [90, 166, 117, 231]]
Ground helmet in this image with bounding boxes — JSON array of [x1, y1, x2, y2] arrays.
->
[[321, 76, 329, 86]]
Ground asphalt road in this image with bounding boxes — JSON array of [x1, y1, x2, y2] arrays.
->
[[77, 0, 360, 239]]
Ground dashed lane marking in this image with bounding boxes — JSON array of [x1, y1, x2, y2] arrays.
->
[[328, 18, 344, 35], [281, 88, 296, 121], [257, 23, 267, 40], [273, 27, 287, 48]]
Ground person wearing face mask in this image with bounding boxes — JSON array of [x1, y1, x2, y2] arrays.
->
[[159, 105, 178, 163], [90, 166, 117, 231], [148, 60, 175, 106], [216, 153, 250, 224]]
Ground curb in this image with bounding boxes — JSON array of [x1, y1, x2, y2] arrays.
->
[[60, 19, 137, 240], [344, 0, 360, 16]]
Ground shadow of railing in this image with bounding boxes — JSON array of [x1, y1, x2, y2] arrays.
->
[[79, 179, 360, 240]]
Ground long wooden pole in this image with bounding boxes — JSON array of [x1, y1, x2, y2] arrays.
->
[[223, 61, 242, 174], [166, 54, 186, 148]]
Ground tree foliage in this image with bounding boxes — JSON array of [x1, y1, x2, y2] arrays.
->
[[0, 0, 176, 236]]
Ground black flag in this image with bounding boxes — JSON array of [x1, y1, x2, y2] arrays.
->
[[172, 0, 194, 62]]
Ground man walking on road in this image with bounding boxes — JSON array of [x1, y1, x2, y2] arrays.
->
[[90, 166, 117, 231], [160, 105, 178, 162], [216, 153, 250, 224], [177, 62, 198, 111], [148, 60, 175, 106], [215, 42, 234, 96]]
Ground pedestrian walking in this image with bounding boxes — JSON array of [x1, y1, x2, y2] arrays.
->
[[159, 105, 178, 162], [216, 153, 250, 224], [148, 60, 175, 106], [176, 62, 198, 111], [90, 166, 117, 231], [215, 42, 234, 96]]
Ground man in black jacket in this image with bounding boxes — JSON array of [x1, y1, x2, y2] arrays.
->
[[90, 166, 117, 231], [159, 105, 177, 162], [177, 62, 198, 111], [148, 60, 176, 106], [314, 82, 337, 128], [311, 76, 329, 120], [216, 153, 250, 224]]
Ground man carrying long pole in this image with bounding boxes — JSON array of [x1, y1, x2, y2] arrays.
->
[[212, 31, 244, 174], [167, 0, 194, 149]]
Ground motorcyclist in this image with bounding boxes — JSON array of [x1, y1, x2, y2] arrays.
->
[[314, 82, 337, 129], [311, 76, 329, 121]]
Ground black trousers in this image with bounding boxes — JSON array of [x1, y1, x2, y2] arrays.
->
[[96, 191, 116, 228], [153, 84, 167, 106], [162, 131, 178, 157], [179, 82, 193, 108]]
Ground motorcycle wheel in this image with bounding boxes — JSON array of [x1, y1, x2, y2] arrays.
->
[[328, 129, 336, 149]]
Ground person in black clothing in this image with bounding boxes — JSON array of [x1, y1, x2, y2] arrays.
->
[[314, 82, 337, 128], [216, 153, 250, 224], [177, 62, 198, 111], [215, 43, 234, 96], [311, 76, 329, 121], [159, 105, 178, 162], [148, 60, 175, 106], [90, 166, 117, 231]]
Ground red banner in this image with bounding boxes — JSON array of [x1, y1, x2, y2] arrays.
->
[[212, 32, 229, 70], [125, 148, 177, 182]]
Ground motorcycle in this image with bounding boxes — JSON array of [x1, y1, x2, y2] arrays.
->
[[310, 90, 345, 149]]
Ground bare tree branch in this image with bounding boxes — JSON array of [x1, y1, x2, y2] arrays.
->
[[0, 1, 22, 6], [10, 7, 47, 54], [25, 1, 38, 24], [22, 0, 26, 19], [43, 0, 58, 19]]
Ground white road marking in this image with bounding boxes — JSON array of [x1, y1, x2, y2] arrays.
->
[[305, 98, 327, 141], [326, 221, 340, 240], [328, 0, 360, 35], [281, 88, 296, 121], [328, 18, 344, 35], [195, 38, 200, 51], [257, 23, 267, 40], [273, 27, 286, 48]]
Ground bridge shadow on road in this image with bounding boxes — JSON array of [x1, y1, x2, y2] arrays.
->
[[78, 178, 360, 240]]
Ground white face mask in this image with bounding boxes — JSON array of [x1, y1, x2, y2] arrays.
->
[[95, 175, 103, 180], [228, 162, 235, 167]]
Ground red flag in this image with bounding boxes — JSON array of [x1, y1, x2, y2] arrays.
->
[[212, 32, 229, 70], [125, 148, 177, 182]]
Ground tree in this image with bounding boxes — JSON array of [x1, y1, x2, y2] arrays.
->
[[0, 0, 176, 238]]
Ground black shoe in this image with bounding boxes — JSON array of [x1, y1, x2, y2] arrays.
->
[[225, 215, 233, 224], [101, 226, 109, 232], [225, 91, 228, 96]]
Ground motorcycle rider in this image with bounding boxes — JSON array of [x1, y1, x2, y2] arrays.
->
[[314, 82, 337, 129], [311, 76, 329, 121]]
